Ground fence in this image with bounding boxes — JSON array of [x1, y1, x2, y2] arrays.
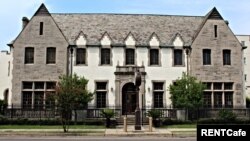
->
[[1, 105, 250, 121]]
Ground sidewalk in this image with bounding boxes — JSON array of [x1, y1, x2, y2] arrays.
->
[[105, 125, 196, 137], [0, 126, 196, 137]]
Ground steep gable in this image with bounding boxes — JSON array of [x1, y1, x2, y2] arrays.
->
[[34, 3, 50, 16]]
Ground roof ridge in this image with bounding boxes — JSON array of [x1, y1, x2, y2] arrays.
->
[[51, 13, 204, 17]]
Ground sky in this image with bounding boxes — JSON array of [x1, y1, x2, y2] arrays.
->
[[0, 0, 250, 51]]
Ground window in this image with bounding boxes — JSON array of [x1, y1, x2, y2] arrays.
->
[[46, 47, 56, 64], [46, 92, 55, 109], [203, 82, 234, 108], [214, 92, 222, 108], [22, 81, 55, 109], [241, 41, 245, 46], [153, 82, 164, 108], [96, 82, 107, 108], [76, 48, 86, 65], [203, 92, 212, 108], [149, 49, 159, 65], [125, 49, 135, 65], [22, 92, 32, 109], [203, 49, 211, 65], [25, 47, 34, 64], [214, 25, 217, 38], [35, 82, 44, 89], [214, 83, 222, 90], [203, 82, 212, 90], [101, 48, 111, 65], [23, 82, 33, 89], [174, 49, 183, 65], [46, 82, 56, 89], [40, 22, 43, 35], [225, 92, 233, 108], [34, 92, 44, 109], [223, 50, 231, 65], [224, 83, 233, 90]]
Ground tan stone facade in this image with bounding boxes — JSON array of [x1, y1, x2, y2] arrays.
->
[[191, 19, 244, 108], [10, 7, 68, 106]]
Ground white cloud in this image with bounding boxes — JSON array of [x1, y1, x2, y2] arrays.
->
[[0, 0, 46, 50]]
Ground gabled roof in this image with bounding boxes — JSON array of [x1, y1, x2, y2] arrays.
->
[[51, 14, 204, 46], [207, 7, 223, 20], [191, 7, 224, 45], [34, 3, 50, 16]]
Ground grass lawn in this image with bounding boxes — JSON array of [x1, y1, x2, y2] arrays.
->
[[0, 125, 105, 129], [161, 124, 197, 128]]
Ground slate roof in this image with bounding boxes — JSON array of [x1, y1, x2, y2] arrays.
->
[[51, 14, 204, 46]]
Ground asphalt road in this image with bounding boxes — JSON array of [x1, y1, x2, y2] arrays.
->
[[0, 136, 196, 141]]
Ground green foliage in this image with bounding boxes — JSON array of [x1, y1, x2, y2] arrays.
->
[[217, 109, 237, 121], [146, 109, 161, 119], [49, 73, 94, 132], [100, 109, 115, 119], [168, 72, 206, 109], [0, 99, 7, 115], [0, 118, 104, 126]]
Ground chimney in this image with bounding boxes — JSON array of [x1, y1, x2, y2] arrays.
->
[[22, 17, 29, 29], [225, 20, 229, 25]]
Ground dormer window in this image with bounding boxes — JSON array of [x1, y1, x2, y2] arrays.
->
[[101, 48, 111, 65], [125, 49, 135, 65], [149, 49, 159, 65]]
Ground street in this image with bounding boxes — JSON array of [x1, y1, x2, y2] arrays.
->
[[0, 136, 196, 141]]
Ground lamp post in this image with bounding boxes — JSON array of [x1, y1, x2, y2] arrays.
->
[[134, 69, 141, 130]]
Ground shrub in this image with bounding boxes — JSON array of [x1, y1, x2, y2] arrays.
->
[[146, 109, 161, 120], [217, 109, 237, 121]]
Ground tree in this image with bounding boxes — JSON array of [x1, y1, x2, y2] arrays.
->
[[168, 72, 206, 120], [100, 109, 115, 128], [49, 73, 94, 132]]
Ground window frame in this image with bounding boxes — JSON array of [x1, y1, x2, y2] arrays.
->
[[46, 47, 56, 64], [223, 49, 231, 65], [24, 47, 34, 64], [39, 22, 43, 35], [96, 81, 108, 108], [100, 48, 111, 65], [149, 49, 159, 66], [76, 48, 86, 65], [125, 48, 135, 65], [173, 49, 183, 66], [203, 49, 211, 65], [22, 81, 56, 109], [153, 82, 164, 108]]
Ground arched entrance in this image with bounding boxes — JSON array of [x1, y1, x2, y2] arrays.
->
[[122, 83, 136, 115]]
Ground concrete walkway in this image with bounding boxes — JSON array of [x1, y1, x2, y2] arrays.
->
[[105, 125, 196, 137]]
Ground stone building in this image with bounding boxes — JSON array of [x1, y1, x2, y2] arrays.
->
[[6, 4, 245, 111], [236, 35, 250, 105], [0, 50, 12, 105]]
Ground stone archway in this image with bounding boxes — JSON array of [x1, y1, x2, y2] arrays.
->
[[114, 66, 146, 116], [122, 82, 136, 115]]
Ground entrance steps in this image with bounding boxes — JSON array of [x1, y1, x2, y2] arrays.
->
[[116, 116, 149, 125]]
